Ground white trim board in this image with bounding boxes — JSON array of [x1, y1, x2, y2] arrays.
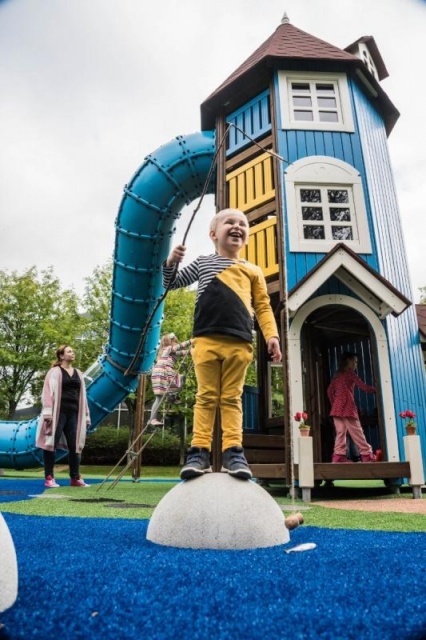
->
[[288, 246, 410, 318]]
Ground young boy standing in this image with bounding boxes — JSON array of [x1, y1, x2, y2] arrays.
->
[[163, 208, 282, 480]]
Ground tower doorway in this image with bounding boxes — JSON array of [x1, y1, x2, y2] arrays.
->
[[300, 305, 383, 463]]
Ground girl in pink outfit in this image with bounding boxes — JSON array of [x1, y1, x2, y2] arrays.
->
[[327, 352, 376, 463], [148, 334, 191, 426]]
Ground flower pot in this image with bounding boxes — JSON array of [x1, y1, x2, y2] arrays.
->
[[299, 428, 311, 437], [405, 425, 416, 436]]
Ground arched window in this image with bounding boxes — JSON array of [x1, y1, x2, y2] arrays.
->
[[285, 156, 372, 253]]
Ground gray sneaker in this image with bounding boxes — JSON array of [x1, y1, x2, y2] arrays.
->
[[180, 447, 212, 480], [221, 446, 252, 480]]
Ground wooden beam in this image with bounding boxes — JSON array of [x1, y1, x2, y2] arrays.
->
[[311, 462, 410, 481], [131, 374, 147, 481], [249, 463, 286, 479]]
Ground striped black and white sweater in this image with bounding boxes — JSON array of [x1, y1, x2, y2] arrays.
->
[[163, 254, 278, 343]]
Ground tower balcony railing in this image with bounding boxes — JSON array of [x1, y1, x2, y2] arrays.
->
[[226, 152, 275, 212], [241, 216, 279, 278]]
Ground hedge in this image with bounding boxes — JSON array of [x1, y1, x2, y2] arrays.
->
[[82, 425, 185, 466]]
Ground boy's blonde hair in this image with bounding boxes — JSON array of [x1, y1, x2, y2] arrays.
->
[[209, 208, 247, 233]]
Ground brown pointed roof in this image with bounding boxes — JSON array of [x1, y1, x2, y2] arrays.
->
[[211, 21, 357, 97], [200, 19, 399, 134]]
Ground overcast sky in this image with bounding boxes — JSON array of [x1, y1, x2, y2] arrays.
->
[[0, 0, 425, 301]]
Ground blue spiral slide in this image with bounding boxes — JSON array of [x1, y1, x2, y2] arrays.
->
[[0, 131, 215, 469]]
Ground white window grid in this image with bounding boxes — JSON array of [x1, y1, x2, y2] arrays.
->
[[296, 184, 358, 242], [290, 81, 340, 124], [278, 71, 355, 133], [285, 156, 372, 254]]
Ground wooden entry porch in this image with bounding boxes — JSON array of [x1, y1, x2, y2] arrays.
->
[[242, 433, 415, 497]]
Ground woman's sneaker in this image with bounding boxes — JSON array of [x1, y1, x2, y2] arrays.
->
[[180, 447, 212, 480], [221, 446, 252, 480], [70, 476, 89, 487], [44, 475, 60, 488]]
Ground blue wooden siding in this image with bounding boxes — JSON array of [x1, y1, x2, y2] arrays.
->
[[225, 90, 271, 156], [273, 67, 426, 465], [242, 385, 260, 432], [353, 81, 426, 463], [273, 75, 379, 291]]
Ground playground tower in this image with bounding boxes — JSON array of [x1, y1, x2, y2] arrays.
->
[[200, 15, 426, 479]]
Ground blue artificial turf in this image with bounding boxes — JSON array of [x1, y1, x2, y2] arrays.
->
[[0, 514, 425, 640], [0, 479, 46, 502]]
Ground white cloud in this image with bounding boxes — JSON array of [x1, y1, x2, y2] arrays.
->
[[0, 0, 424, 300]]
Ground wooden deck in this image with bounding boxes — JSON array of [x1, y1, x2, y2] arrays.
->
[[248, 462, 411, 481], [242, 434, 412, 484], [309, 462, 410, 482]]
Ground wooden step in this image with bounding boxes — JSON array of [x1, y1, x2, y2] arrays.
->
[[312, 462, 410, 481], [247, 461, 410, 482]]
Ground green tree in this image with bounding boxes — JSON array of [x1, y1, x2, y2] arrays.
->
[[78, 260, 113, 371], [0, 267, 82, 419]]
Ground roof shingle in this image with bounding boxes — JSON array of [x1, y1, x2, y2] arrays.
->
[[200, 18, 399, 135]]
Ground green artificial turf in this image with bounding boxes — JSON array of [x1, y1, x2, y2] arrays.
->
[[0, 482, 174, 520], [2, 465, 181, 479], [1, 474, 424, 532]]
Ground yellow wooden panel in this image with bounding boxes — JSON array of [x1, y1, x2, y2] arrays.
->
[[238, 217, 278, 278], [263, 157, 274, 194], [247, 235, 256, 264], [257, 229, 266, 270], [246, 169, 255, 205], [266, 225, 276, 267], [228, 178, 237, 208], [226, 152, 275, 212], [237, 173, 246, 209]]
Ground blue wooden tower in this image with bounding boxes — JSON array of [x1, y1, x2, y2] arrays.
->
[[200, 14, 426, 482]]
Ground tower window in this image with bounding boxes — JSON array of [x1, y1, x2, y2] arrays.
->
[[298, 187, 355, 241], [285, 157, 372, 253], [278, 71, 354, 133]]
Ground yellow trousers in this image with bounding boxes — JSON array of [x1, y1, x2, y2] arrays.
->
[[191, 335, 253, 451]]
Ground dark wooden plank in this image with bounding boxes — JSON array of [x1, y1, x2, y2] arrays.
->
[[311, 462, 410, 481], [243, 434, 285, 448], [246, 450, 285, 463], [248, 461, 411, 483], [249, 463, 286, 479]]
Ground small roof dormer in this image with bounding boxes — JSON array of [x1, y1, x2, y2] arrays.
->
[[344, 36, 389, 82]]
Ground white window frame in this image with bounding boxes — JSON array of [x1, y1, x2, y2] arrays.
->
[[278, 71, 354, 132], [358, 43, 378, 80], [285, 156, 372, 253]]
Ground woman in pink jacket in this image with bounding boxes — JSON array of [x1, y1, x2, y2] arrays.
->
[[36, 345, 91, 487], [327, 352, 376, 463]]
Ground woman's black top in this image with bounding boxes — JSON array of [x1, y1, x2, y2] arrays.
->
[[60, 368, 81, 413]]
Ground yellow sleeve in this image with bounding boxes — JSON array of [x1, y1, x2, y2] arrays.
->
[[251, 266, 279, 343]]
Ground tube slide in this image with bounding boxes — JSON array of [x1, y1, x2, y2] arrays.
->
[[0, 131, 215, 469]]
